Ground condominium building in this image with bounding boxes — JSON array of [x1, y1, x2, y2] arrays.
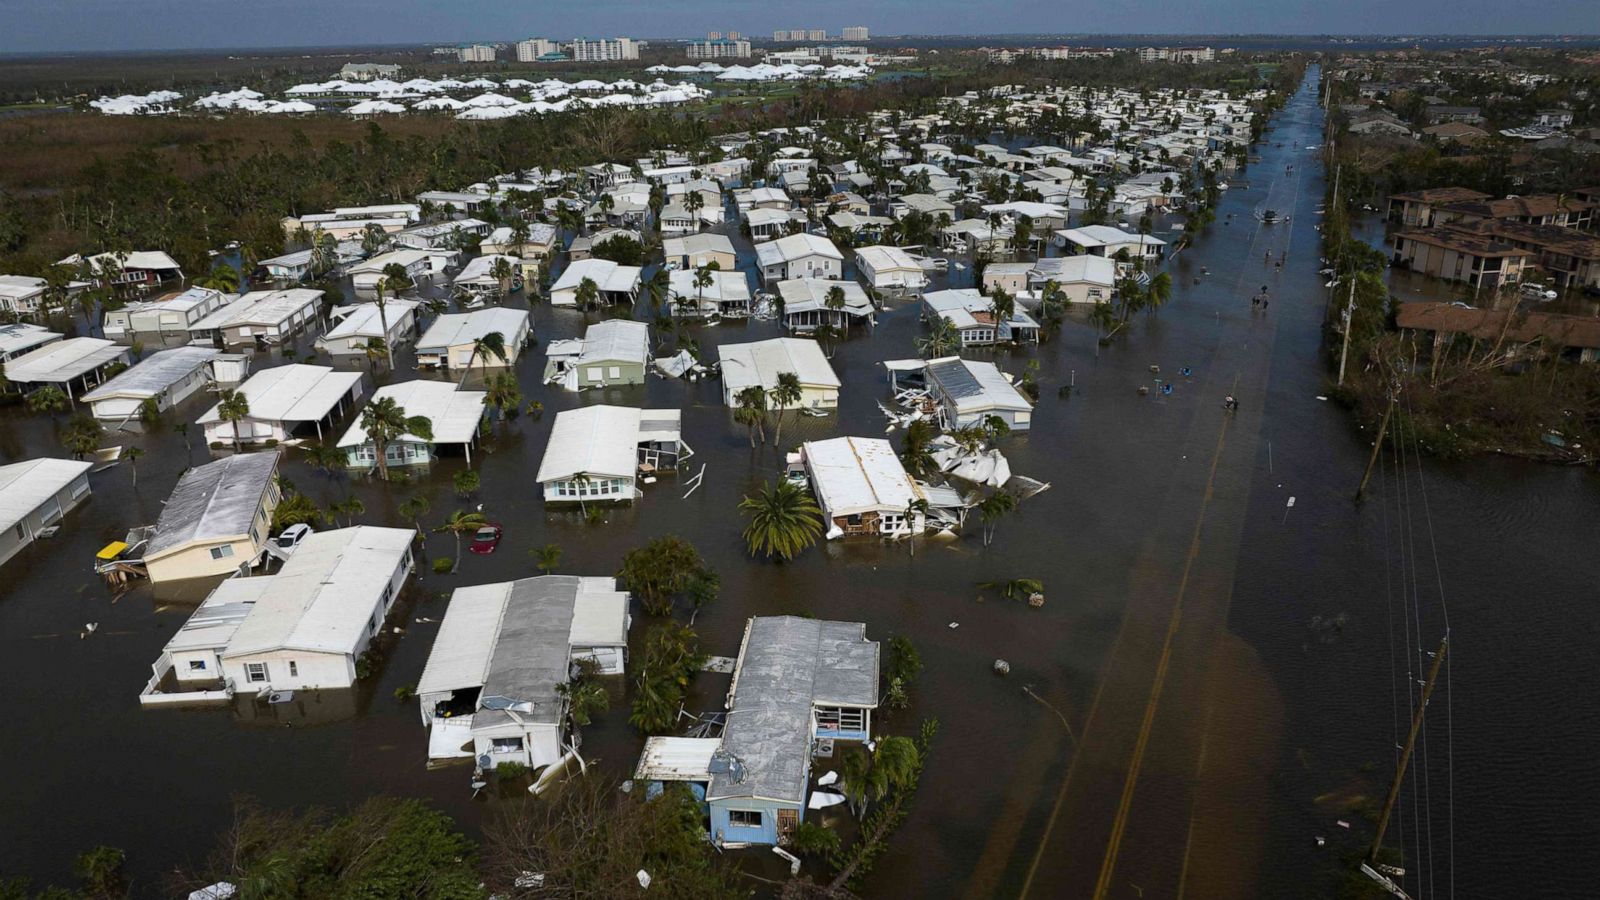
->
[[515, 38, 558, 62], [842, 26, 870, 42], [807, 29, 827, 41], [458, 44, 496, 63], [1139, 46, 1215, 63], [687, 38, 752, 60], [571, 37, 639, 62]]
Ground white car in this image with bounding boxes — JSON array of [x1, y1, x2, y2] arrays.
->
[[275, 523, 314, 553]]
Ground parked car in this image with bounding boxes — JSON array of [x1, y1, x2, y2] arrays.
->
[[275, 523, 314, 553], [468, 523, 504, 555]]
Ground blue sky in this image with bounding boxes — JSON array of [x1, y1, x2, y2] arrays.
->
[[0, 1, 1594, 53]]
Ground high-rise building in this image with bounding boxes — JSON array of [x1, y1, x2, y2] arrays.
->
[[728, 31, 741, 40], [687, 38, 752, 60], [708, 31, 722, 40], [807, 29, 827, 41], [457, 44, 496, 63], [773, 29, 788, 42], [841, 26, 869, 41], [570, 37, 639, 62], [515, 38, 558, 62]]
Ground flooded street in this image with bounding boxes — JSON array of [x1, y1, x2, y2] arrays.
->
[[3, 68, 1598, 899]]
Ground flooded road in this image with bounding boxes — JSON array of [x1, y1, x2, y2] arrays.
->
[[3, 68, 1598, 898]]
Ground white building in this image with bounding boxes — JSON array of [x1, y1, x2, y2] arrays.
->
[[417, 575, 630, 769], [515, 38, 559, 61], [0, 458, 93, 568], [887, 356, 1034, 432], [338, 381, 487, 468], [571, 37, 639, 62], [458, 44, 497, 63], [535, 405, 689, 504], [102, 287, 230, 338], [415, 308, 532, 371], [717, 337, 841, 409], [802, 436, 926, 539], [922, 289, 1040, 346], [842, 26, 869, 41], [0, 322, 61, 366], [687, 38, 751, 60], [1056, 225, 1166, 264], [777, 278, 875, 332], [188, 289, 323, 348], [2, 337, 130, 399], [854, 245, 928, 292], [0, 275, 49, 318], [196, 364, 365, 445], [550, 258, 642, 308], [140, 527, 416, 705], [81, 346, 219, 421], [315, 299, 420, 358], [754, 233, 844, 284], [667, 269, 752, 318]]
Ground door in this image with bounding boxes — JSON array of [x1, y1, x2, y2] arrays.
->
[[776, 809, 798, 843]]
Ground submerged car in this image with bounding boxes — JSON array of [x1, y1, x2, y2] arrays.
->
[[468, 523, 504, 555]]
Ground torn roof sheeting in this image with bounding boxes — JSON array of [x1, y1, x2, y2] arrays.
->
[[925, 357, 1032, 414], [710, 616, 879, 804], [147, 452, 278, 555]]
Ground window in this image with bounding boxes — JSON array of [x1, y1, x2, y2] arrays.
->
[[816, 706, 867, 733], [490, 737, 524, 753], [188, 660, 207, 672], [245, 662, 269, 683], [608, 366, 621, 379], [288, 661, 299, 677], [586, 367, 604, 381], [728, 810, 763, 828], [70, 477, 89, 499], [210, 545, 235, 560]]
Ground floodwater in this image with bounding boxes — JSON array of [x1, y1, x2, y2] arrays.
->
[[2, 68, 1598, 898]]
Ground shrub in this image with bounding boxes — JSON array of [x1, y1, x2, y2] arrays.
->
[[495, 761, 528, 779], [790, 821, 840, 856], [394, 685, 415, 702], [432, 557, 453, 574]]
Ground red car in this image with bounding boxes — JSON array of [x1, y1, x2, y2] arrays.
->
[[468, 523, 504, 555]]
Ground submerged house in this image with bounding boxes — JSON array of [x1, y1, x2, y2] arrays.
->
[[662, 233, 738, 271], [922, 288, 1041, 346], [777, 278, 875, 333], [143, 452, 282, 584], [634, 616, 879, 847], [2, 337, 130, 400], [140, 526, 416, 706], [800, 436, 954, 539], [102, 287, 230, 339], [550, 258, 642, 308], [543, 320, 650, 389], [667, 269, 752, 318], [716, 337, 841, 410], [416, 575, 630, 769], [535, 405, 691, 504], [314, 299, 420, 358], [0, 322, 62, 367], [415, 308, 532, 372], [886, 356, 1034, 432], [81, 346, 219, 421], [0, 458, 93, 568], [337, 381, 488, 469], [196, 364, 364, 445], [187, 289, 323, 348]]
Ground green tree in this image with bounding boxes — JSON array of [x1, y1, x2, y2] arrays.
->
[[556, 657, 609, 727], [629, 621, 706, 733], [452, 468, 480, 498], [60, 414, 103, 459], [398, 494, 430, 542], [574, 276, 600, 312], [484, 371, 522, 424], [433, 509, 487, 573], [916, 317, 961, 358], [733, 385, 768, 447], [618, 536, 708, 617], [976, 490, 1018, 547], [769, 370, 803, 448], [359, 336, 389, 374], [217, 388, 251, 452], [459, 330, 508, 388], [25, 385, 69, 417], [358, 397, 433, 482], [137, 396, 162, 428], [531, 542, 562, 574], [370, 278, 396, 371], [273, 491, 326, 530], [72, 845, 126, 900], [197, 264, 240, 293], [839, 734, 921, 818], [900, 417, 939, 478], [739, 477, 823, 561]]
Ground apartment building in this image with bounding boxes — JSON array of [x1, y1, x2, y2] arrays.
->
[[571, 37, 639, 61], [515, 38, 558, 62], [687, 38, 751, 60], [842, 26, 870, 41]]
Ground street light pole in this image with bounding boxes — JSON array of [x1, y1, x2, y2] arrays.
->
[[1337, 278, 1357, 387]]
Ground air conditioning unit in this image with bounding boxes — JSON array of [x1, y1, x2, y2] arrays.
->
[[815, 738, 836, 758]]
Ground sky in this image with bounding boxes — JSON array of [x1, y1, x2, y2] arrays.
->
[[0, 0, 1595, 53]]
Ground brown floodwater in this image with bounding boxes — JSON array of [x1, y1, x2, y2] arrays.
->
[[2, 69, 1597, 898]]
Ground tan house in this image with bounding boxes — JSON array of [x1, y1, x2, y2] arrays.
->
[[1390, 227, 1532, 290], [1385, 187, 1492, 228], [662, 233, 738, 271], [143, 452, 282, 584]]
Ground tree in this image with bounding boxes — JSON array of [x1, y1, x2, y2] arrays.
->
[[1144, 271, 1173, 316], [398, 494, 430, 542], [137, 396, 162, 428], [824, 283, 848, 329], [460, 330, 508, 388], [360, 221, 388, 256], [739, 478, 823, 561], [370, 278, 396, 371], [73, 845, 127, 900], [433, 509, 487, 573], [990, 287, 1016, 334], [813, 322, 841, 358], [916, 317, 961, 358], [840, 734, 921, 818], [900, 418, 939, 478], [557, 657, 610, 728], [197, 264, 240, 294], [629, 621, 706, 732], [452, 468, 480, 498], [358, 397, 433, 482], [644, 267, 670, 314], [531, 542, 562, 574], [618, 536, 708, 617], [488, 256, 514, 297], [769, 370, 803, 448], [358, 337, 389, 374], [25, 385, 69, 417], [733, 385, 768, 446], [574, 276, 601, 312], [484, 371, 522, 425], [217, 388, 251, 453], [331, 496, 365, 527], [60, 414, 103, 459], [124, 446, 145, 488], [273, 491, 326, 530], [976, 490, 1017, 547], [1089, 299, 1117, 340]]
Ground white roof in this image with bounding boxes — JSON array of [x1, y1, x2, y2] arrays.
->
[[190, 289, 322, 330], [0, 274, 47, 301], [536, 405, 650, 482], [1033, 254, 1117, 286], [0, 323, 62, 357], [416, 308, 530, 353], [416, 580, 511, 696], [453, 253, 522, 286], [804, 436, 919, 517], [854, 244, 922, 274], [745, 207, 796, 228], [775, 278, 872, 316], [78, 250, 182, 273], [82, 346, 219, 402], [662, 232, 736, 258], [0, 458, 92, 534], [755, 233, 844, 268], [667, 270, 750, 306], [196, 364, 362, 425], [3, 337, 127, 384], [223, 526, 415, 657], [337, 381, 486, 448], [1060, 225, 1166, 248], [718, 338, 840, 394], [551, 258, 643, 295], [147, 452, 279, 556], [577, 320, 650, 365], [634, 736, 721, 782], [322, 299, 419, 341]]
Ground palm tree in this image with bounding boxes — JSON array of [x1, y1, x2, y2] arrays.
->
[[332, 496, 366, 527], [485, 371, 522, 425], [358, 397, 433, 482], [1144, 271, 1173, 317], [371, 278, 396, 371], [1039, 279, 1068, 338], [690, 261, 718, 317], [916, 318, 961, 359], [574, 276, 601, 313], [358, 337, 389, 374], [840, 734, 921, 817], [398, 494, 430, 544], [644, 268, 670, 315], [26, 385, 69, 417], [900, 418, 939, 478], [976, 491, 1017, 547], [734, 385, 768, 446], [824, 284, 848, 330], [459, 331, 508, 388], [769, 371, 803, 449], [739, 478, 823, 561], [60, 414, 103, 460], [217, 389, 251, 452], [531, 542, 562, 574], [1089, 300, 1117, 340], [990, 288, 1016, 336], [813, 322, 841, 359], [123, 446, 146, 487], [489, 256, 515, 298], [433, 509, 488, 573]]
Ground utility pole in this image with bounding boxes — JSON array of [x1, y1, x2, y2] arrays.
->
[[1355, 394, 1396, 500], [1369, 635, 1449, 865], [1337, 278, 1358, 387]]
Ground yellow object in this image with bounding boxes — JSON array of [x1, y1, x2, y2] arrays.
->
[[96, 541, 129, 561]]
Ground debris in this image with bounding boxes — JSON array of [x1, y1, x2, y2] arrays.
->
[[1314, 836, 1326, 847], [948, 622, 959, 629], [817, 770, 840, 786], [993, 659, 1011, 675], [636, 870, 652, 889], [1336, 819, 1351, 829], [1028, 592, 1045, 608]]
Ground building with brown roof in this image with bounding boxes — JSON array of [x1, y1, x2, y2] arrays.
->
[[1485, 222, 1600, 292], [1396, 301, 1600, 363], [1433, 194, 1595, 230], [1421, 122, 1490, 146], [1386, 187, 1492, 228], [1390, 227, 1533, 290]]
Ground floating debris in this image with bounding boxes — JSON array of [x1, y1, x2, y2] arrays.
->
[[993, 659, 1011, 676]]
